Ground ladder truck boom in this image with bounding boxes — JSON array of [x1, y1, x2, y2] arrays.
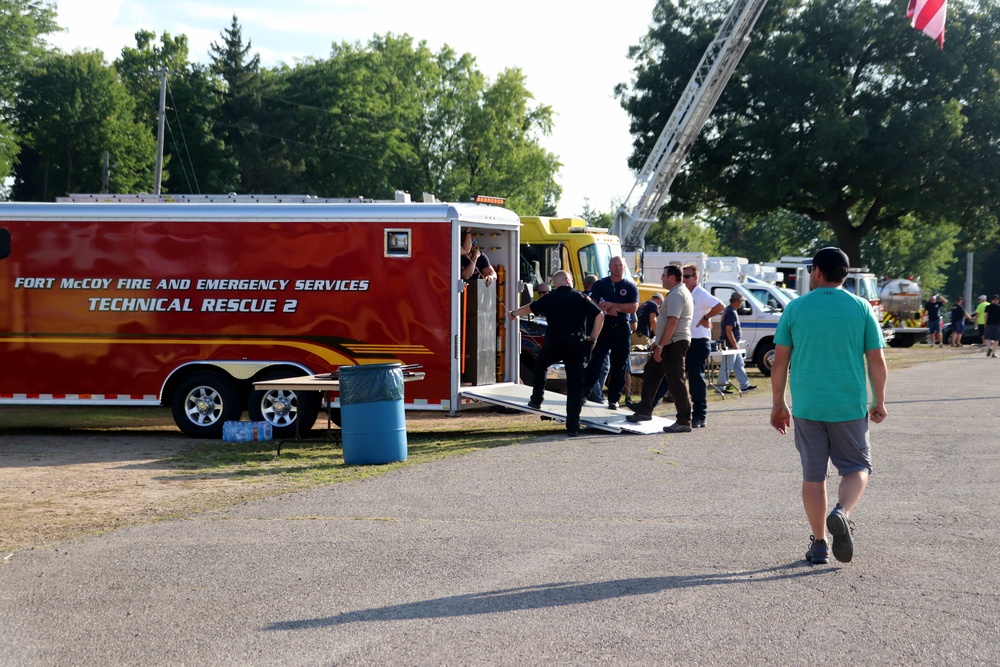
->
[[612, 0, 769, 255]]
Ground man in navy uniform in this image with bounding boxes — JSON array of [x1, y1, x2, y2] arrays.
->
[[509, 271, 604, 436], [583, 256, 639, 409]]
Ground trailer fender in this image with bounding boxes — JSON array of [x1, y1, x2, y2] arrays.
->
[[161, 361, 312, 405]]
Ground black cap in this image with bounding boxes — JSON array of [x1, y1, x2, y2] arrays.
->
[[812, 247, 850, 274]]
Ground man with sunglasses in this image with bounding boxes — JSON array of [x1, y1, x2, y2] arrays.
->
[[626, 264, 694, 432], [771, 247, 888, 565], [681, 264, 725, 428]]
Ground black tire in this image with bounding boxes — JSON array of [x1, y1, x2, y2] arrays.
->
[[755, 341, 776, 376], [888, 332, 916, 348], [248, 371, 321, 438], [171, 371, 242, 439]]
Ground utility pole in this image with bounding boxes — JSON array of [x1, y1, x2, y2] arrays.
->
[[101, 150, 110, 194], [965, 250, 974, 305], [154, 69, 167, 195]]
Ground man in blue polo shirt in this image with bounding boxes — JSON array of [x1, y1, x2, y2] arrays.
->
[[584, 256, 639, 409], [770, 247, 888, 566]]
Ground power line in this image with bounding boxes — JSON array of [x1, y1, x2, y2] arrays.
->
[[166, 79, 200, 193]]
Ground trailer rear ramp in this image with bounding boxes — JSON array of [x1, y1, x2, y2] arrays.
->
[[460, 383, 673, 435]]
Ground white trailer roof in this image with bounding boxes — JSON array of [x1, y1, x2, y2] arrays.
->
[[0, 201, 522, 229]]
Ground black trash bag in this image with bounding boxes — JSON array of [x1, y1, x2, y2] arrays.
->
[[339, 363, 405, 405]]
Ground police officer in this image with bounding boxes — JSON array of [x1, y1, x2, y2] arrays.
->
[[584, 256, 639, 409], [509, 271, 604, 436]]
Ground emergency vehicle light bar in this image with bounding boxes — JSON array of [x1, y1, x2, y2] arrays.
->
[[568, 226, 610, 235], [472, 195, 506, 206]]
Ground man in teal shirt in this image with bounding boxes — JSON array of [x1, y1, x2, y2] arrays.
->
[[770, 247, 888, 565]]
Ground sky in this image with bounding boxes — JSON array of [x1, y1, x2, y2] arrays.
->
[[45, 0, 660, 218]]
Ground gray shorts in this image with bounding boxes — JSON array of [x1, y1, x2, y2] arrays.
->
[[985, 324, 1000, 342], [793, 416, 872, 483]]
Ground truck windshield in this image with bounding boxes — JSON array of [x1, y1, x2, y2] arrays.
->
[[845, 274, 879, 301], [579, 242, 631, 281], [748, 287, 786, 312], [857, 276, 879, 301]]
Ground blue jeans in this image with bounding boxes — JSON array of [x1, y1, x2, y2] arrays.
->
[[686, 338, 711, 422], [584, 321, 631, 404], [720, 348, 750, 389]]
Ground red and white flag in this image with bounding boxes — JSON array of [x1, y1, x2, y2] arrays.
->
[[907, 0, 946, 49]]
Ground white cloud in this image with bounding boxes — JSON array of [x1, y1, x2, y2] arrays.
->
[[48, 0, 657, 217]]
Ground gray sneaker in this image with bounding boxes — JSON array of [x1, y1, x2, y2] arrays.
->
[[826, 504, 855, 563], [805, 536, 829, 564], [662, 423, 692, 433]]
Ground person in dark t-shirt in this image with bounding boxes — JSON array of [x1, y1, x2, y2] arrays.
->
[[924, 294, 948, 347]]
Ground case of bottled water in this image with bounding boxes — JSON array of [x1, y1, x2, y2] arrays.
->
[[222, 421, 273, 442]]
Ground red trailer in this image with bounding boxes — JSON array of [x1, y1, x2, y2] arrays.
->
[[0, 199, 521, 437]]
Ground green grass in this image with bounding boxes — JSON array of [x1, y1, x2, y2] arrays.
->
[[0, 406, 565, 491], [0, 405, 178, 431], [164, 415, 562, 488]]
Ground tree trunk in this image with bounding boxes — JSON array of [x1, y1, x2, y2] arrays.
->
[[824, 209, 866, 268]]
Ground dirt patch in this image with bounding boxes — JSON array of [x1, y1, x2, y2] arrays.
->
[[0, 344, 972, 556], [0, 431, 295, 554]]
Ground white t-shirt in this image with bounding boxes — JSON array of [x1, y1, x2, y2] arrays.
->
[[689, 284, 723, 339]]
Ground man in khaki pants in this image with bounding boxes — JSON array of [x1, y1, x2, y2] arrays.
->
[[626, 265, 693, 433]]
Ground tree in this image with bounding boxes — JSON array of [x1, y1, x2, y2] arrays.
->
[[268, 34, 560, 212], [270, 34, 440, 199], [13, 51, 155, 199], [580, 198, 613, 228], [860, 215, 959, 291], [209, 15, 301, 192], [709, 209, 822, 261], [455, 67, 561, 215], [645, 214, 719, 254], [115, 31, 238, 193], [0, 0, 59, 183], [619, 0, 1000, 266]]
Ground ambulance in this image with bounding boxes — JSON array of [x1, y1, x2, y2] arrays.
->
[[0, 195, 522, 438]]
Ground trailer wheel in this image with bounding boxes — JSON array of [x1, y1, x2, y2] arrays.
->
[[248, 372, 320, 438], [171, 371, 242, 438], [756, 342, 776, 376]]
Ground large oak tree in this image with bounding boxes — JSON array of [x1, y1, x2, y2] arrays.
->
[[618, 0, 1000, 265]]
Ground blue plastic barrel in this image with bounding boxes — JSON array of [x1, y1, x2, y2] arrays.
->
[[339, 363, 408, 465]]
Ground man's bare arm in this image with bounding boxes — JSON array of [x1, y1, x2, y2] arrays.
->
[[866, 347, 888, 423], [769, 344, 792, 434]]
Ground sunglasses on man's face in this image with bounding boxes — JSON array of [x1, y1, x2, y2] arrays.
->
[[682, 274, 695, 279]]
